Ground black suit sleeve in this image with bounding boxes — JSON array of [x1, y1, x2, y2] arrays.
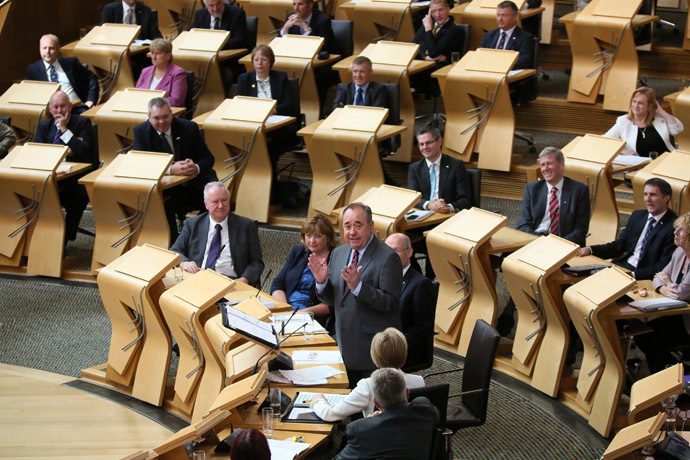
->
[[479, 29, 494, 49], [516, 183, 541, 236], [591, 226, 629, 260], [404, 277, 436, 348], [270, 245, 301, 294], [331, 83, 349, 112], [561, 181, 590, 246], [143, 7, 163, 39], [100, 3, 117, 24], [64, 117, 93, 163], [274, 72, 296, 116], [224, 6, 248, 50], [369, 83, 388, 109], [191, 8, 205, 28], [513, 30, 535, 70], [407, 162, 426, 210], [448, 160, 472, 211], [132, 123, 149, 151], [234, 72, 251, 96], [239, 218, 264, 286], [169, 219, 194, 262], [311, 11, 338, 54], [413, 20, 460, 61], [187, 121, 215, 175], [73, 60, 99, 104], [639, 229, 676, 280]]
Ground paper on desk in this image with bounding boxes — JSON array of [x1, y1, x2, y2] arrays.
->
[[405, 209, 434, 221], [56, 163, 72, 175], [279, 365, 344, 385], [508, 70, 522, 77], [132, 39, 152, 46], [267, 371, 292, 384], [293, 391, 348, 406], [272, 313, 327, 334], [292, 350, 343, 365], [268, 439, 311, 460], [267, 115, 291, 124], [613, 155, 651, 166]]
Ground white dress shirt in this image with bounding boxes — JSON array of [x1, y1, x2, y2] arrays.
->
[[627, 210, 667, 269], [121, 0, 135, 24], [496, 26, 516, 50], [535, 177, 564, 235], [201, 214, 237, 277], [423, 156, 442, 210], [43, 61, 78, 102]]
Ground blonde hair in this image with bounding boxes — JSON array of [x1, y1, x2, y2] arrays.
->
[[370, 328, 408, 369], [150, 38, 173, 55], [674, 213, 690, 248], [626, 87, 657, 127]]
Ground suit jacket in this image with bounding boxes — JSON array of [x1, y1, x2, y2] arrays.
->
[[285, 9, 338, 54], [26, 57, 99, 104], [132, 117, 217, 190], [479, 26, 535, 70], [235, 70, 297, 117], [653, 247, 690, 304], [318, 237, 403, 371], [413, 16, 462, 63], [407, 153, 473, 211], [100, 1, 162, 40], [401, 268, 437, 369], [192, 6, 248, 50], [335, 396, 439, 460], [34, 114, 93, 163], [170, 212, 264, 286], [516, 177, 590, 247], [0, 122, 17, 158], [136, 64, 188, 108], [604, 114, 683, 155], [331, 81, 388, 113], [592, 209, 677, 280]]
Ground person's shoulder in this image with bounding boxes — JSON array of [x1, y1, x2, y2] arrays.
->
[[228, 212, 256, 228], [270, 69, 288, 81], [564, 176, 588, 191], [226, 4, 245, 17], [185, 212, 209, 227], [169, 64, 187, 75], [103, 2, 119, 12], [172, 117, 198, 130], [442, 153, 465, 167], [288, 244, 308, 257], [194, 7, 208, 19], [72, 114, 92, 128], [133, 119, 152, 133], [135, 1, 152, 12]]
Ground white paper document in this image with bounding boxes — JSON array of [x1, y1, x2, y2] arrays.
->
[[405, 209, 434, 221], [267, 115, 292, 124], [293, 391, 348, 406], [278, 365, 344, 385], [272, 313, 328, 334], [291, 350, 343, 365], [612, 155, 651, 166], [268, 439, 311, 460]]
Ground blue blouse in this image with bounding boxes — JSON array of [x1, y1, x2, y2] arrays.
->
[[288, 264, 316, 310]]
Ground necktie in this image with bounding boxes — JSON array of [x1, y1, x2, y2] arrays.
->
[[429, 163, 436, 201], [354, 88, 364, 106], [53, 126, 63, 145], [548, 186, 559, 236], [639, 217, 656, 257], [432, 24, 440, 36], [205, 224, 223, 270], [159, 132, 173, 155], [48, 65, 58, 83], [344, 250, 359, 291], [212, 17, 220, 30], [125, 7, 134, 24], [497, 31, 506, 50]]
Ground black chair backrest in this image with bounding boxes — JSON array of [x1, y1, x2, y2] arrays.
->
[[382, 83, 401, 153], [332, 20, 354, 58], [288, 78, 305, 126], [89, 123, 100, 169], [454, 23, 471, 58], [184, 71, 195, 117], [0, 116, 10, 127], [461, 319, 500, 423], [466, 168, 481, 208], [531, 34, 540, 69], [409, 383, 449, 429], [246, 16, 258, 51]]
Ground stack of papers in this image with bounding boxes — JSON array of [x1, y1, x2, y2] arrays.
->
[[292, 350, 343, 365], [405, 209, 433, 221], [268, 439, 311, 460], [268, 365, 344, 385]]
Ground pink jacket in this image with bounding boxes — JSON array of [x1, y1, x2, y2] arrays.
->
[[136, 63, 188, 108]]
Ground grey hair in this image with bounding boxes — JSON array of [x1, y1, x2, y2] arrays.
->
[[538, 146, 565, 164], [147, 97, 171, 114], [371, 368, 408, 410], [203, 181, 229, 201]]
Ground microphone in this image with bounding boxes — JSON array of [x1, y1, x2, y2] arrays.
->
[[250, 322, 307, 375], [254, 268, 273, 297], [280, 308, 299, 336]]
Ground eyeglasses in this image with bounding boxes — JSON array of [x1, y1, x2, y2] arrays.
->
[[418, 139, 439, 147]]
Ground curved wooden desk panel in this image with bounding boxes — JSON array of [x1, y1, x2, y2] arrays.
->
[[345, 1, 415, 55], [631, 149, 690, 217], [0, 81, 59, 142]]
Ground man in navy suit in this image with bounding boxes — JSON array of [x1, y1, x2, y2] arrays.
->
[[100, 0, 162, 40], [332, 57, 388, 112], [34, 91, 91, 245], [170, 182, 264, 286], [26, 35, 99, 113], [479, 1, 535, 70], [385, 233, 436, 370], [191, 0, 248, 50], [133, 97, 218, 241], [579, 177, 676, 280]]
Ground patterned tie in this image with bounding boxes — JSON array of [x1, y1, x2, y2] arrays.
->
[[639, 217, 656, 257], [548, 186, 559, 236], [52, 126, 63, 145], [125, 7, 134, 24], [344, 249, 359, 292], [432, 24, 440, 36], [213, 17, 220, 30], [354, 88, 364, 106], [205, 224, 223, 270], [48, 65, 58, 83], [429, 163, 436, 201], [496, 31, 506, 50], [159, 132, 173, 155]]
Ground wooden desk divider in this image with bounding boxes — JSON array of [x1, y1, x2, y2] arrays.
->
[[222, 280, 292, 312], [0, 81, 59, 143], [562, 266, 634, 437], [434, 49, 518, 172], [88, 88, 166, 167], [208, 370, 267, 427], [152, 409, 232, 459], [561, 134, 625, 246], [86, 244, 179, 406], [427, 207, 507, 355], [343, 185, 421, 238], [237, 0, 292, 45], [600, 412, 665, 460], [173, 29, 230, 116], [198, 96, 277, 223], [145, 0, 197, 38], [560, 0, 650, 112], [73, 24, 141, 103], [0, 143, 68, 277], [627, 363, 684, 425], [88, 151, 173, 272], [499, 235, 579, 397], [631, 149, 690, 216], [450, 0, 527, 51], [0, 0, 11, 33], [259, 35, 324, 125], [302, 106, 388, 217], [159, 269, 235, 422], [344, 0, 415, 54], [664, 87, 690, 151]]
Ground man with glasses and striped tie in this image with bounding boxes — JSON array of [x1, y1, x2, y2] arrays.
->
[[308, 202, 402, 387]]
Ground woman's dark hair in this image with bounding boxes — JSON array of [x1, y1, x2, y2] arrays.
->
[[231, 428, 271, 460]]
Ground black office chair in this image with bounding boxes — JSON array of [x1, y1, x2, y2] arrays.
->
[[381, 83, 402, 156], [424, 319, 500, 434], [181, 70, 197, 119], [77, 123, 101, 238], [455, 23, 471, 58], [466, 168, 482, 209], [332, 20, 354, 58], [0, 116, 10, 127], [513, 35, 541, 153], [409, 383, 450, 460], [246, 16, 258, 51]]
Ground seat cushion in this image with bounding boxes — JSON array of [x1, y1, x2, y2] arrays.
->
[[446, 400, 482, 429]]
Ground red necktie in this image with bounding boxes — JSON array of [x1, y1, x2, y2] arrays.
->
[[344, 250, 359, 292], [548, 187, 559, 236]]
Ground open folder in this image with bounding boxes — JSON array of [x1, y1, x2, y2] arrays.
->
[[281, 391, 348, 423], [220, 303, 278, 347]]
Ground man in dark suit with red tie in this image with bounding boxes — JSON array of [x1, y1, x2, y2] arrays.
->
[[133, 97, 218, 241], [34, 91, 91, 245]]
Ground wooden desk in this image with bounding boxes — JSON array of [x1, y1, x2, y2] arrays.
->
[[338, 0, 417, 54]]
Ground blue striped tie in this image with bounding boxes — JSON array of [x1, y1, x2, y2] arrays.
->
[[639, 217, 656, 256]]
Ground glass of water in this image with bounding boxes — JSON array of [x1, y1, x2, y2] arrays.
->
[[270, 387, 282, 420], [451, 52, 460, 64], [262, 407, 273, 439], [304, 312, 315, 341]]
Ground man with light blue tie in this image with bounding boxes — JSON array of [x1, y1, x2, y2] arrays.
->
[[331, 57, 388, 113]]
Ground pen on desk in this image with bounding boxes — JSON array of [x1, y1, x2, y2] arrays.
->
[[292, 436, 303, 443], [303, 399, 312, 403]]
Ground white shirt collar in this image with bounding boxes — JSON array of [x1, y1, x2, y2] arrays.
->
[[425, 154, 442, 169], [122, 1, 134, 15], [402, 264, 411, 277], [545, 177, 564, 193]]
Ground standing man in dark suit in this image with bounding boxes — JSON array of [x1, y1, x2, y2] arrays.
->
[[411, 0, 462, 95], [100, 0, 163, 40], [191, 0, 248, 50], [34, 91, 91, 246], [170, 182, 264, 286], [385, 233, 436, 370], [479, 1, 535, 70], [579, 177, 676, 280], [133, 97, 218, 241], [331, 56, 388, 112], [335, 368, 438, 460], [308, 203, 403, 385], [408, 125, 473, 213], [26, 35, 99, 114]]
